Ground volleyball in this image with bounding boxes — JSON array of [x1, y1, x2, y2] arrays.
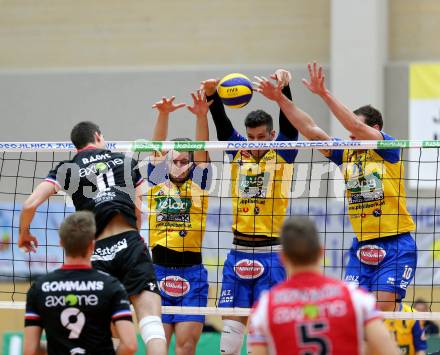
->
[[217, 73, 253, 108]]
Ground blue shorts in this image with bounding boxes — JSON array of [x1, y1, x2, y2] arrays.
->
[[154, 264, 208, 324], [218, 249, 286, 308], [344, 232, 417, 299]]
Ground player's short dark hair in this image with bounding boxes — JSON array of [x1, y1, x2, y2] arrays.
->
[[413, 298, 428, 307], [353, 105, 383, 130], [171, 138, 194, 162], [281, 217, 321, 266], [59, 211, 96, 258], [245, 110, 273, 132], [70, 121, 102, 149]]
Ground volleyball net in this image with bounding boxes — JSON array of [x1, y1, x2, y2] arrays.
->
[[0, 139, 439, 320]]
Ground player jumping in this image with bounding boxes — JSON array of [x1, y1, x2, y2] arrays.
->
[[147, 91, 211, 355], [248, 216, 399, 355], [24, 211, 137, 355], [19, 121, 167, 354], [201, 69, 298, 355], [255, 62, 417, 312]]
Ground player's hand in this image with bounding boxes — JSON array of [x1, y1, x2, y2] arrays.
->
[[270, 69, 292, 88], [187, 90, 213, 117], [302, 62, 329, 97], [253, 76, 283, 102], [18, 229, 38, 253], [152, 96, 186, 114], [200, 79, 219, 96]]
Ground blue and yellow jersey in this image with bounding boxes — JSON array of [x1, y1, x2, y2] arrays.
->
[[384, 303, 427, 355], [329, 132, 415, 241], [147, 161, 210, 253], [227, 130, 297, 238]]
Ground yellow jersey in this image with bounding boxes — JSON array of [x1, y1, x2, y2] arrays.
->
[[384, 303, 427, 355], [147, 162, 209, 253], [329, 133, 415, 241], [228, 143, 296, 238]]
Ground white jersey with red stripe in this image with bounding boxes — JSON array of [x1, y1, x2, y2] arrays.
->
[[248, 271, 381, 355]]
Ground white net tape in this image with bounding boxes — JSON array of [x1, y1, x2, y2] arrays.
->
[[0, 139, 437, 152]]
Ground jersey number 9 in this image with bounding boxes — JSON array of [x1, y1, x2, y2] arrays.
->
[[60, 307, 86, 339]]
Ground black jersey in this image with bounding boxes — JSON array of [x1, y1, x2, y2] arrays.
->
[[46, 147, 144, 235], [25, 265, 132, 355]]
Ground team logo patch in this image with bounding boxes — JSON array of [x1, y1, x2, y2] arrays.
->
[[357, 245, 386, 265], [373, 208, 382, 217], [234, 259, 264, 279], [160, 276, 190, 297], [95, 162, 108, 174]]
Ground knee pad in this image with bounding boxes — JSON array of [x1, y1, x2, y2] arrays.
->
[[220, 320, 245, 355], [139, 316, 166, 345]]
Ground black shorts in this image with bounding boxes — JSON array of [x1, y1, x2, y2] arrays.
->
[[91, 231, 159, 297]]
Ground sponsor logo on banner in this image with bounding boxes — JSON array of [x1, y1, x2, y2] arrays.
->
[[225, 140, 363, 151], [174, 141, 205, 151], [357, 245, 386, 265], [0, 142, 117, 151], [132, 140, 163, 152], [234, 259, 264, 279], [377, 140, 410, 149], [423, 140, 440, 148], [160, 276, 190, 297]]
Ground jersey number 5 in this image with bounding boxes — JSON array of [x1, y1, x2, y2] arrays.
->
[[296, 321, 331, 355], [60, 307, 86, 339]]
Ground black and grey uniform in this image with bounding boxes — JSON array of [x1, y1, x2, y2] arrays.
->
[[25, 265, 132, 355], [46, 147, 159, 296]]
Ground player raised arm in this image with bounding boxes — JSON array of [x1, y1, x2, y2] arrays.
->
[[254, 76, 332, 156], [151, 96, 186, 141], [187, 89, 212, 165], [150, 96, 186, 163], [270, 69, 298, 141], [303, 62, 383, 140], [201, 79, 236, 141], [19, 181, 58, 252]]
